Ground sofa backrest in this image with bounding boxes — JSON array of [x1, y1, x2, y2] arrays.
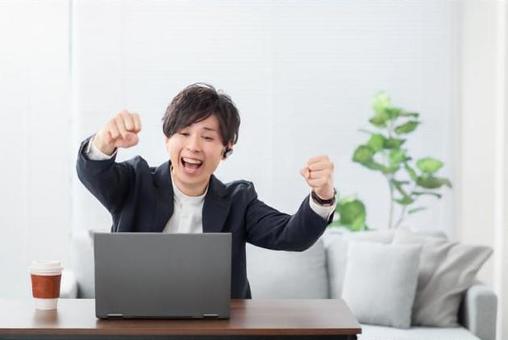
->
[[70, 227, 447, 300], [70, 231, 96, 298], [246, 239, 328, 298]]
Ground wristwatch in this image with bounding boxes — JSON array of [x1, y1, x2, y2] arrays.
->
[[311, 188, 337, 207]]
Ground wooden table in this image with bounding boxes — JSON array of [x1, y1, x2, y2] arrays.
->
[[0, 299, 361, 339]]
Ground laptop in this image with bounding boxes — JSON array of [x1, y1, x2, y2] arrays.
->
[[93, 232, 231, 319]]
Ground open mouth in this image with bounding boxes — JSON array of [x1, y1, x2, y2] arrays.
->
[[180, 157, 204, 172]]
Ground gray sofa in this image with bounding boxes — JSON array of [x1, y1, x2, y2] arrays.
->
[[61, 228, 497, 340]]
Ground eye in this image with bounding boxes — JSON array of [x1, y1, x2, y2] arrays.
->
[[179, 132, 190, 137], [203, 136, 214, 141]]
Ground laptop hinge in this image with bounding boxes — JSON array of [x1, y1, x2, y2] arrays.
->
[[107, 313, 124, 319], [202, 313, 219, 319]]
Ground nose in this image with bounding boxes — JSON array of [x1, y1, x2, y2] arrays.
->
[[185, 133, 202, 153]]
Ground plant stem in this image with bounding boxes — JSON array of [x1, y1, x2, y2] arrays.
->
[[387, 174, 394, 229], [394, 182, 415, 228], [394, 205, 406, 228], [386, 120, 395, 229]]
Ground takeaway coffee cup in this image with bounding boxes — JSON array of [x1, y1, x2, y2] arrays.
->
[[29, 261, 63, 310]]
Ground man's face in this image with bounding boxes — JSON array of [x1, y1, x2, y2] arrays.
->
[[165, 114, 227, 195]]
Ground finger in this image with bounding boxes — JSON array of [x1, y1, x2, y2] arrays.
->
[[121, 111, 135, 131], [306, 169, 331, 179], [300, 167, 310, 179], [308, 161, 333, 171], [307, 155, 329, 165], [107, 120, 121, 140], [132, 113, 142, 132], [123, 132, 139, 146], [114, 116, 128, 139]]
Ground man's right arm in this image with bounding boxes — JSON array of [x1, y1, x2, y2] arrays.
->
[[76, 110, 142, 214]]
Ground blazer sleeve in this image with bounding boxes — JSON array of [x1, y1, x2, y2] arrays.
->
[[243, 182, 330, 251], [76, 136, 134, 215]]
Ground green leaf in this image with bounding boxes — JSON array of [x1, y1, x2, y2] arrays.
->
[[391, 179, 413, 205], [364, 160, 389, 173], [394, 120, 419, 134], [412, 191, 442, 199], [385, 107, 402, 119], [416, 176, 452, 189], [370, 93, 401, 127], [353, 146, 389, 173], [352, 145, 374, 163], [367, 134, 386, 152], [337, 198, 367, 231], [384, 138, 405, 149], [404, 163, 418, 181], [369, 113, 390, 128], [400, 111, 419, 118], [372, 92, 391, 115], [395, 195, 414, 205], [385, 164, 400, 174], [408, 207, 427, 214], [416, 157, 444, 174], [389, 149, 407, 167], [391, 179, 410, 197]]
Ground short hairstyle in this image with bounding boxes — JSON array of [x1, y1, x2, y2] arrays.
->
[[162, 83, 240, 149]]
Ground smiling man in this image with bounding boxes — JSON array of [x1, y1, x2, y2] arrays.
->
[[76, 83, 336, 298]]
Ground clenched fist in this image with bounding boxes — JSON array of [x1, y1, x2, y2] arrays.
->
[[93, 110, 142, 155], [300, 155, 335, 201]]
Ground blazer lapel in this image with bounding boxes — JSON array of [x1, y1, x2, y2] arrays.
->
[[202, 175, 231, 233], [153, 161, 174, 233]]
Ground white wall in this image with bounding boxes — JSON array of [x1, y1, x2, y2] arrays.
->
[[0, 0, 71, 298], [459, 1, 507, 339], [73, 0, 458, 238], [0, 0, 461, 300]]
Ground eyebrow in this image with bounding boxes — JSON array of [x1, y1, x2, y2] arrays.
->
[[203, 127, 217, 132]]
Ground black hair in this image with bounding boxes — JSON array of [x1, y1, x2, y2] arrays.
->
[[162, 83, 240, 154]]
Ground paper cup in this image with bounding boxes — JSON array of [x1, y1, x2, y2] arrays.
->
[[30, 261, 63, 310]]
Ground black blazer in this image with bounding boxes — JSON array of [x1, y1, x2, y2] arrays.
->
[[76, 137, 332, 298]]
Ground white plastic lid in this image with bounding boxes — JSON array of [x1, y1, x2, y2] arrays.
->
[[30, 260, 63, 275]]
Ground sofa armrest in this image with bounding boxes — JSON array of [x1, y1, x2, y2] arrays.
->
[[460, 283, 497, 340], [60, 270, 78, 299]]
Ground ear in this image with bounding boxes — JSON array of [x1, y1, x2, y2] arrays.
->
[[222, 143, 234, 160]]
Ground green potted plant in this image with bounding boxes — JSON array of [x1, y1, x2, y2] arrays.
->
[[330, 92, 452, 230]]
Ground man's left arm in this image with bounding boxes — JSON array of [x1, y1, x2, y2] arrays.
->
[[244, 155, 336, 251]]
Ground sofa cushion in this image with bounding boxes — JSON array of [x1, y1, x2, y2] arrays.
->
[[324, 228, 396, 298], [393, 228, 493, 327], [359, 324, 480, 340], [246, 239, 328, 298], [342, 241, 421, 329]]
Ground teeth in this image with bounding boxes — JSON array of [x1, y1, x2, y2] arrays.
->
[[182, 157, 203, 165]]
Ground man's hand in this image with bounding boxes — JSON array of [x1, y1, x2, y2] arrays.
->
[[300, 155, 335, 200], [93, 110, 142, 155]]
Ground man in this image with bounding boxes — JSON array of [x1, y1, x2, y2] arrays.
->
[[77, 83, 336, 298]]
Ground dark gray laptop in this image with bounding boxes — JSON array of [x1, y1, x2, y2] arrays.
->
[[93, 232, 231, 319]]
